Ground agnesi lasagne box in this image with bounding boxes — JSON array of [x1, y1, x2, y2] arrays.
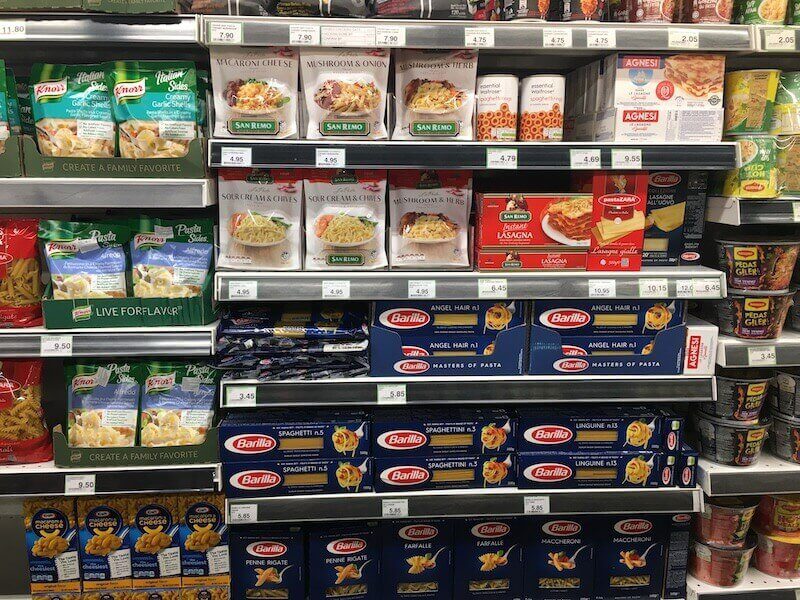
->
[[381, 520, 454, 599]]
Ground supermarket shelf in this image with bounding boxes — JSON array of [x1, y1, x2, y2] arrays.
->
[[716, 330, 800, 368], [756, 24, 800, 52], [706, 196, 800, 226], [0, 461, 218, 496], [0, 178, 215, 208], [216, 266, 727, 301], [221, 375, 715, 407], [688, 571, 800, 600], [697, 454, 800, 496], [226, 486, 703, 523], [209, 140, 739, 170], [202, 16, 753, 51], [0, 324, 218, 358]]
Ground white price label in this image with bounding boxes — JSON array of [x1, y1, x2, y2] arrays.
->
[[611, 149, 642, 170], [65, 474, 96, 496], [315, 148, 345, 168], [322, 280, 350, 299], [375, 25, 406, 47], [408, 280, 436, 299], [692, 278, 721, 298], [321, 25, 376, 47], [570, 149, 602, 170], [377, 384, 407, 405], [478, 278, 508, 299], [668, 28, 700, 49], [465, 27, 494, 47], [676, 279, 694, 298], [543, 27, 572, 48], [748, 346, 777, 367], [382, 499, 409, 518], [486, 148, 518, 169], [586, 28, 616, 48], [289, 24, 320, 45], [208, 22, 242, 44], [792, 202, 800, 222], [41, 335, 73, 357], [220, 147, 251, 167], [588, 279, 616, 298], [228, 280, 257, 300], [229, 503, 258, 524], [764, 28, 796, 50], [524, 496, 550, 515], [638, 278, 669, 298], [0, 21, 26, 40], [226, 386, 257, 407]]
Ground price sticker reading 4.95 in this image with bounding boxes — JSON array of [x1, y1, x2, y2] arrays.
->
[[65, 474, 96, 496], [322, 280, 351, 299], [228, 280, 257, 300], [748, 346, 777, 367], [570, 149, 602, 170], [315, 148, 345, 168], [41, 335, 73, 357], [220, 147, 252, 167]]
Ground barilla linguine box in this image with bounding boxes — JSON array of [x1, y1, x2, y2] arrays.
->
[[663, 514, 692, 600], [524, 516, 594, 600], [381, 520, 454, 599], [230, 528, 303, 600], [675, 444, 698, 489], [533, 300, 686, 337], [219, 410, 370, 462], [372, 408, 515, 457], [454, 518, 523, 599], [308, 523, 378, 600], [178, 493, 229, 587], [375, 455, 516, 493], [24, 498, 81, 594], [129, 494, 181, 588], [518, 452, 671, 489], [224, 458, 373, 498], [77, 497, 132, 590]]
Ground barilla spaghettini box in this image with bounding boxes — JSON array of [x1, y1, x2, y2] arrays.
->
[[374, 454, 516, 493], [224, 458, 373, 498], [662, 514, 692, 600], [230, 527, 303, 600], [371, 408, 516, 457], [219, 409, 370, 462], [308, 523, 378, 600], [178, 493, 229, 587], [594, 515, 669, 600], [518, 452, 670, 489], [524, 516, 595, 600], [370, 301, 528, 377], [77, 497, 132, 590], [380, 520, 454, 599], [454, 518, 523, 598], [129, 494, 181, 588], [24, 498, 81, 594], [674, 444, 698, 489], [533, 300, 686, 336]]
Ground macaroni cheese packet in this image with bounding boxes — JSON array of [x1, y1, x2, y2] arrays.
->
[[66, 360, 141, 448], [24, 497, 81, 594], [178, 493, 229, 587], [139, 361, 218, 447], [77, 497, 132, 591], [0, 60, 9, 155], [0, 360, 51, 464], [105, 60, 197, 159], [29, 63, 115, 158], [16, 77, 35, 138], [38, 220, 130, 300], [129, 217, 214, 299], [129, 494, 181, 589], [0, 218, 43, 328]]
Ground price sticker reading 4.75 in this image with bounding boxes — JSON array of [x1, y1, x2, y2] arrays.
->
[[542, 28, 572, 48], [748, 346, 777, 367], [570, 149, 602, 170], [41, 335, 73, 357], [65, 474, 96, 496], [465, 27, 494, 47], [586, 28, 616, 48]]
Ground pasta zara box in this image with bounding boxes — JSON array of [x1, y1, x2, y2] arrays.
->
[[24, 498, 81, 594], [518, 451, 671, 489], [454, 518, 523, 599], [76, 497, 132, 590], [230, 527, 303, 600], [129, 495, 181, 588], [374, 454, 516, 493], [178, 493, 230, 587], [308, 523, 379, 600]]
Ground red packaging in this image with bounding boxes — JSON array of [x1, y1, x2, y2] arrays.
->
[[0, 219, 42, 328], [0, 360, 51, 464], [694, 497, 759, 548], [753, 529, 800, 578], [627, 0, 675, 20], [588, 172, 648, 271], [476, 248, 587, 270], [755, 495, 800, 535], [689, 537, 756, 587], [684, 0, 732, 21]]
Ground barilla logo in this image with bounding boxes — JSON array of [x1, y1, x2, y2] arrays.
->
[[471, 522, 510, 538], [674, 513, 691, 523], [744, 298, 769, 312], [402, 346, 430, 357], [667, 431, 677, 450], [614, 518, 653, 534], [682, 466, 693, 484], [622, 56, 661, 69], [539, 308, 591, 329], [72, 374, 98, 393], [681, 251, 700, 261], [46, 241, 79, 257], [379, 308, 431, 329], [399, 525, 438, 541], [145, 372, 176, 394], [661, 466, 672, 485], [542, 520, 581, 536], [554, 358, 589, 373], [33, 78, 68, 101], [246, 541, 286, 557], [524, 463, 573, 482], [394, 359, 430, 374], [686, 335, 701, 370], [733, 246, 757, 260], [649, 172, 680, 187], [623, 110, 658, 123], [327, 538, 366, 555], [599, 194, 641, 208], [224, 434, 277, 454], [380, 465, 430, 486], [230, 470, 281, 490], [134, 233, 167, 249], [562, 345, 589, 356], [114, 78, 146, 103], [524, 425, 574, 445], [377, 430, 428, 450]]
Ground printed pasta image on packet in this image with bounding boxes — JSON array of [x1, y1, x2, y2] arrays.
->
[[0, 359, 51, 465], [0, 219, 42, 328]]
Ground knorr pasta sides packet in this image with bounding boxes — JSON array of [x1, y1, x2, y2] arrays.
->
[[30, 63, 115, 158], [16, 77, 35, 138], [6, 69, 20, 135], [0, 60, 9, 155], [105, 60, 197, 159]]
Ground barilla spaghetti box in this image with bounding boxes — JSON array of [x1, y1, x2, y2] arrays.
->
[[219, 410, 370, 462], [518, 452, 670, 489], [24, 498, 81, 594], [129, 495, 181, 588], [224, 458, 373, 498], [77, 497, 132, 590], [454, 518, 523, 599], [308, 523, 378, 600], [381, 520, 454, 599], [532, 300, 686, 336], [178, 493, 229, 587], [372, 408, 516, 457], [662, 514, 692, 600], [524, 516, 594, 600], [230, 527, 303, 600], [375, 454, 516, 493]]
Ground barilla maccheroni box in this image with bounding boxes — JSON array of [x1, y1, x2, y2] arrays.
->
[[130, 494, 181, 589], [380, 520, 454, 599], [663, 514, 692, 600], [375, 454, 516, 493], [77, 497, 132, 590], [178, 493, 230, 587], [524, 516, 594, 600], [594, 515, 669, 600], [308, 523, 378, 600], [372, 408, 516, 457], [518, 452, 671, 489], [24, 498, 81, 594], [224, 458, 373, 498], [370, 301, 528, 377], [454, 518, 523, 599], [674, 444, 698, 489], [219, 409, 370, 462], [230, 527, 304, 600]]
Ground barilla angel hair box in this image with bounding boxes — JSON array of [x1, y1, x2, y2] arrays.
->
[[178, 493, 230, 587], [230, 527, 303, 600], [77, 497, 132, 590], [129, 494, 181, 588], [308, 523, 378, 600], [374, 454, 516, 493], [524, 516, 594, 600], [380, 520, 454, 599], [454, 518, 523, 598], [24, 498, 81, 594], [518, 452, 671, 489]]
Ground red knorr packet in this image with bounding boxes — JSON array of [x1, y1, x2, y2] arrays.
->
[[0, 359, 52, 464], [0, 219, 42, 328]]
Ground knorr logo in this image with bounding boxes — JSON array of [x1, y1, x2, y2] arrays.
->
[[114, 78, 146, 103], [46, 241, 78, 258], [72, 306, 92, 322], [72, 374, 98, 393], [146, 372, 176, 394], [34, 79, 68, 101], [134, 233, 167, 249]]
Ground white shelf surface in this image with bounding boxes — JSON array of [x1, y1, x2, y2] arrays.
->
[[688, 570, 800, 600], [717, 331, 800, 368], [698, 454, 800, 496], [706, 196, 800, 226]]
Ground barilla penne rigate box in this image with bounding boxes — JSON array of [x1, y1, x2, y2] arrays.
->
[[77, 497, 132, 590], [454, 518, 523, 599], [178, 493, 230, 587], [308, 523, 378, 600], [518, 452, 669, 489], [129, 494, 181, 588], [25, 498, 81, 594], [375, 454, 516, 493], [230, 527, 303, 600]]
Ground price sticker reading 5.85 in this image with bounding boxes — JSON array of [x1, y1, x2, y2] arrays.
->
[[377, 384, 407, 405], [570, 149, 602, 170], [382, 499, 409, 518]]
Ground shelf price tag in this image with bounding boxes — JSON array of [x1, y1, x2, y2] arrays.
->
[[315, 148, 345, 168], [65, 474, 96, 496], [676, 279, 694, 298], [465, 27, 494, 47], [792, 202, 800, 222], [289, 24, 320, 45], [226, 385, 257, 407], [543, 27, 572, 48], [228, 280, 257, 300], [524, 496, 550, 515], [322, 280, 350, 299], [0, 20, 26, 40], [408, 280, 436, 299], [668, 28, 700, 49], [570, 149, 602, 170], [586, 28, 616, 48], [478, 278, 508, 299], [748, 346, 777, 367], [377, 384, 407, 405], [375, 25, 406, 47], [486, 148, 518, 169], [692, 278, 721, 298], [764, 28, 796, 50], [220, 147, 251, 167], [588, 279, 616, 298], [611, 149, 642, 170], [382, 498, 409, 518], [229, 503, 258, 524], [321, 25, 376, 47], [208, 21, 242, 44], [638, 278, 669, 298], [41, 335, 73, 357]]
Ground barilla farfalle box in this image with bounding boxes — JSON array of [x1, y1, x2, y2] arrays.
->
[[454, 518, 523, 598]]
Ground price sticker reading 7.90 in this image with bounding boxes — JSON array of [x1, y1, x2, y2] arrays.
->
[[208, 22, 242, 44], [289, 24, 320, 45]]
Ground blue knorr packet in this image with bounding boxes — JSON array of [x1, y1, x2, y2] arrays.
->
[[380, 520, 453, 599], [454, 518, 523, 599], [308, 523, 378, 600], [178, 493, 229, 587], [230, 527, 304, 600], [77, 497, 132, 590], [533, 300, 685, 336], [524, 516, 594, 600], [24, 498, 81, 595]]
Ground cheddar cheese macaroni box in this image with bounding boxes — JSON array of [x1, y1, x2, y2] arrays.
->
[[77, 497, 132, 590], [533, 300, 686, 336], [375, 454, 516, 493], [454, 518, 523, 598], [372, 408, 516, 457], [224, 458, 373, 498], [662, 514, 692, 600], [219, 409, 370, 462], [380, 520, 454, 599], [524, 516, 594, 600], [518, 451, 669, 489], [308, 523, 378, 600], [24, 498, 81, 594], [178, 493, 230, 587], [230, 528, 303, 600], [129, 495, 180, 589]]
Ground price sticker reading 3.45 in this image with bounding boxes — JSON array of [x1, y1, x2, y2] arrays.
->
[[748, 346, 777, 367], [227, 386, 257, 407]]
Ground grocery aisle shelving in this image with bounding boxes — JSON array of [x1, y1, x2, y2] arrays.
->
[[697, 455, 800, 496], [688, 571, 800, 600], [707, 196, 800, 226], [716, 331, 800, 367]]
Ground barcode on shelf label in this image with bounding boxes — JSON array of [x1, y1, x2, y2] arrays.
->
[[377, 384, 407, 405], [375, 25, 405, 47], [676, 279, 694, 298], [41, 335, 73, 357], [588, 279, 616, 298], [524, 496, 550, 515], [0, 21, 26, 40], [382, 498, 409, 518], [465, 27, 494, 47], [570, 149, 602, 169], [638, 278, 669, 298], [668, 28, 700, 49], [229, 503, 258, 524], [478, 278, 508, 299], [586, 28, 616, 48], [611, 149, 642, 170], [65, 474, 96, 496], [227, 386, 257, 407], [486, 148, 518, 169], [692, 278, 721, 298], [543, 27, 572, 48], [322, 280, 350, 299], [792, 202, 800, 222], [220, 147, 251, 167], [408, 280, 436, 299], [228, 280, 257, 300], [208, 22, 242, 44], [321, 25, 376, 47], [764, 28, 796, 50], [315, 148, 345, 168], [289, 24, 320, 45], [748, 346, 777, 367]]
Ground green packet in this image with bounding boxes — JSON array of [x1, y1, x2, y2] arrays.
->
[[0, 60, 9, 155], [6, 68, 19, 135], [15, 77, 34, 137]]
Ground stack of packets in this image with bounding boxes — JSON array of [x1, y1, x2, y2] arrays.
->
[[214, 303, 369, 381]]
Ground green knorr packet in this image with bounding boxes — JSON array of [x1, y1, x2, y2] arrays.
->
[[6, 69, 19, 135], [0, 60, 9, 155], [15, 77, 35, 138], [104, 60, 197, 160], [196, 69, 208, 129]]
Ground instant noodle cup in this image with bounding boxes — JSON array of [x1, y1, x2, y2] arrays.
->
[[772, 368, 800, 417], [476, 75, 518, 142], [753, 528, 800, 578], [771, 73, 800, 135], [769, 410, 800, 464], [722, 136, 779, 198], [701, 367, 772, 422], [716, 236, 800, 291], [734, 0, 788, 23], [755, 494, 800, 534], [716, 289, 794, 340], [689, 536, 756, 587], [694, 410, 771, 466], [519, 75, 564, 142], [687, 0, 734, 21], [694, 497, 760, 548], [777, 135, 800, 195], [724, 70, 780, 136]]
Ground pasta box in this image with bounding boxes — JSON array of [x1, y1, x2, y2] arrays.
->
[[476, 248, 588, 271], [24, 498, 81, 594], [523, 516, 595, 600], [223, 458, 373, 499], [532, 300, 686, 336], [178, 493, 229, 587], [454, 518, 523, 599], [662, 514, 692, 600], [371, 408, 516, 457], [518, 451, 671, 489], [557, 335, 662, 355], [219, 410, 370, 462], [380, 520, 454, 599], [374, 455, 516, 493], [129, 495, 181, 588], [76, 497, 132, 590], [230, 527, 304, 600], [308, 523, 379, 600], [675, 444, 698, 488]]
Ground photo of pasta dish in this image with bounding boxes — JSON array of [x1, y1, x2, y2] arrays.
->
[[36, 118, 114, 158], [399, 212, 458, 242], [223, 78, 291, 115], [68, 409, 135, 447], [314, 80, 381, 115], [335, 462, 364, 491], [482, 457, 509, 486], [315, 212, 377, 247], [485, 303, 514, 331], [404, 79, 467, 114], [624, 456, 652, 486], [140, 408, 210, 447], [133, 265, 201, 298], [119, 121, 193, 159], [229, 212, 291, 247], [625, 421, 654, 449], [644, 303, 672, 330]]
